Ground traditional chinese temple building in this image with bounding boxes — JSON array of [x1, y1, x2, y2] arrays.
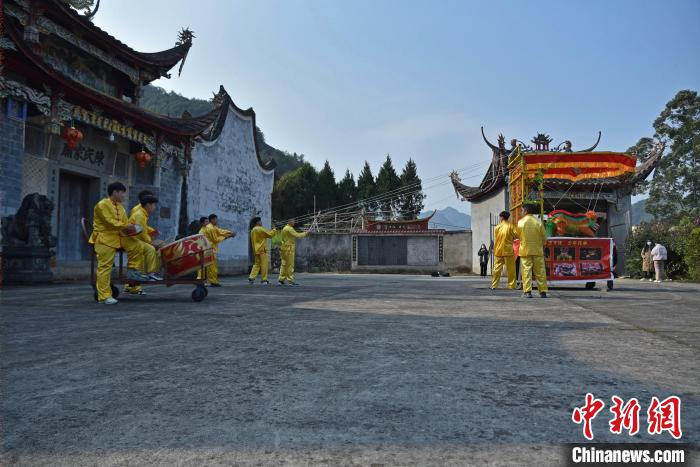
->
[[450, 128, 663, 274], [1, 0, 275, 278]]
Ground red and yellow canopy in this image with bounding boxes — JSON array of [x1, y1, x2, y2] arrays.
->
[[524, 152, 636, 182]]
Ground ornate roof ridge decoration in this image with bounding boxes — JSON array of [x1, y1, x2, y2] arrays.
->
[[515, 131, 602, 153], [63, 0, 100, 20], [450, 128, 659, 202]]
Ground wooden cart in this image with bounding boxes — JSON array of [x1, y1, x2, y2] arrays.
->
[[81, 218, 209, 302]]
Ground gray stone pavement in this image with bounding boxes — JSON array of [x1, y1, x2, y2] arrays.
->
[[1, 274, 698, 466]]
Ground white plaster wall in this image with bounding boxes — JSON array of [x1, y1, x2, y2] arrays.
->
[[407, 236, 439, 266], [469, 188, 507, 272], [188, 106, 274, 273], [443, 230, 472, 272]]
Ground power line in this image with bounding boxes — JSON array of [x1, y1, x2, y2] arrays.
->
[[284, 158, 501, 224]]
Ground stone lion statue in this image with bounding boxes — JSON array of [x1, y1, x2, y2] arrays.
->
[[1, 193, 56, 248]]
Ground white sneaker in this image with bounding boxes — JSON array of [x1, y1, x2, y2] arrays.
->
[[100, 297, 118, 305], [648, 278, 654, 282], [654, 280, 661, 283], [639, 278, 646, 281], [148, 273, 164, 281], [127, 269, 151, 282]]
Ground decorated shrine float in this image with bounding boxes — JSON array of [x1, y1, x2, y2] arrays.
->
[[451, 129, 664, 285], [506, 134, 662, 290]]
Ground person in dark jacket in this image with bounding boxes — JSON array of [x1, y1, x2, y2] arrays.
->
[[478, 243, 489, 277]]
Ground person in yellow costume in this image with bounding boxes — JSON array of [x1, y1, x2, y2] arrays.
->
[[198, 216, 209, 234], [490, 210, 518, 290], [89, 182, 150, 305], [201, 214, 235, 287], [131, 190, 157, 238], [516, 203, 548, 298], [125, 195, 163, 295], [248, 217, 277, 285], [195, 216, 210, 282], [278, 218, 309, 286]]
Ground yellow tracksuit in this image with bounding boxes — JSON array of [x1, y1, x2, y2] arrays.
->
[[491, 219, 518, 289], [196, 225, 207, 280], [124, 205, 159, 293], [279, 224, 308, 283], [248, 225, 276, 281], [201, 223, 232, 285], [130, 204, 156, 237], [516, 214, 548, 294], [89, 198, 143, 301], [128, 205, 159, 273]]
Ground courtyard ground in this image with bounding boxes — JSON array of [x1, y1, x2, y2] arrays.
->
[[1, 274, 698, 466]]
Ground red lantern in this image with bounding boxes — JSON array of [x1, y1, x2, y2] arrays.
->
[[62, 126, 83, 150], [134, 150, 152, 168]]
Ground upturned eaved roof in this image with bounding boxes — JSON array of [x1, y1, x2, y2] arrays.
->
[[451, 128, 665, 201], [21, 0, 193, 83], [450, 127, 510, 202], [4, 17, 276, 171]]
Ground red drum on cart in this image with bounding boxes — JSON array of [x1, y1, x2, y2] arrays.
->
[[160, 234, 214, 278]]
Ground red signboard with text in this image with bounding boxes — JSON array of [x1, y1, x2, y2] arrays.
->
[[514, 237, 613, 283], [546, 237, 613, 283]]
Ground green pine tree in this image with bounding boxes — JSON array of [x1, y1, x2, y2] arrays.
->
[[357, 161, 377, 214], [316, 160, 337, 210], [635, 90, 700, 222], [398, 158, 425, 219], [337, 169, 357, 205], [272, 163, 318, 221], [375, 154, 402, 219]]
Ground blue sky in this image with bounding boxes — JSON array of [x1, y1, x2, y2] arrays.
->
[[95, 0, 699, 213]]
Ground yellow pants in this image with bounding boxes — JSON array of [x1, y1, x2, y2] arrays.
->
[[197, 254, 219, 284], [521, 255, 548, 294], [207, 255, 220, 285], [279, 248, 296, 282], [127, 242, 160, 293], [94, 239, 143, 301], [249, 252, 269, 281], [124, 236, 145, 271], [491, 255, 517, 289]]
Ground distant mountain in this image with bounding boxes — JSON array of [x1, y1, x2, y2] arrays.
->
[[421, 207, 471, 231], [631, 199, 653, 225], [141, 85, 305, 179]]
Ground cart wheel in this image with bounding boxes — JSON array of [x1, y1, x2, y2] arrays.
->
[[585, 282, 596, 290], [607, 280, 614, 291], [111, 285, 120, 299], [192, 286, 206, 302]]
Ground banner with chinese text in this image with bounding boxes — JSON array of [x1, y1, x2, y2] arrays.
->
[[514, 237, 614, 283]]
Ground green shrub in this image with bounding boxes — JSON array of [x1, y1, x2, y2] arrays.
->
[[685, 228, 700, 282], [624, 221, 692, 279]]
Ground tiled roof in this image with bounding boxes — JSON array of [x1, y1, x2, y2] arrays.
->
[[451, 133, 665, 202], [48, 0, 192, 80]]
